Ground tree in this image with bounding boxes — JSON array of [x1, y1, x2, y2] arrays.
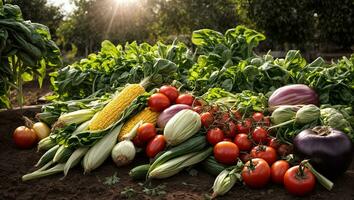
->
[[313, 0, 354, 49], [57, 0, 152, 56], [147, 0, 241, 39], [4, 0, 63, 39]]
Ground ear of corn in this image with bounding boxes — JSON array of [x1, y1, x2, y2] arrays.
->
[[83, 124, 123, 173], [55, 109, 96, 128], [118, 108, 159, 141], [148, 136, 207, 174], [89, 84, 145, 130], [148, 147, 212, 179], [64, 147, 89, 177], [37, 136, 56, 151], [212, 161, 244, 198]]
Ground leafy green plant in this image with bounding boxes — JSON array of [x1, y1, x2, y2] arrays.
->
[[103, 172, 120, 186], [51, 40, 194, 100], [0, 3, 61, 108]]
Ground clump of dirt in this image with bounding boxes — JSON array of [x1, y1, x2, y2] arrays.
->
[[0, 109, 353, 200]]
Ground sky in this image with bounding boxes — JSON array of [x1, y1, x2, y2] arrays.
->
[[47, 0, 75, 14]]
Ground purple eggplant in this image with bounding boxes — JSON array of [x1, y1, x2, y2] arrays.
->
[[269, 84, 319, 110], [293, 126, 353, 179]]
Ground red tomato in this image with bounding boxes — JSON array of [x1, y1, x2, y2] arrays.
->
[[175, 94, 194, 106], [284, 165, 316, 196], [277, 144, 294, 157], [231, 110, 242, 120], [271, 160, 290, 184], [137, 123, 157, 143], [193, 106, 203, 114], [159, 85, 179, 102], [234, 133, 252, 151], [268, 138, 280, 149], [209, 105, 220, 115], [236, 118, 252, 133], [250, 145, 277, 165], [252, 112, 264, 122], [252, 127, 268, 143], [263, 116, 271, 126], [207, 128, 224, 145], [148, 93, 171, 112], [239, 152, 252, 163], [132, 135, 145, 148], [12, 126, 38, 149], [220, 112, 230, 122], [200, 112, 214, 128], [223, 121, 236, 138], [241, 158, 270, 188], [213, 141, 239, 165], [146, 135, 166, 158]]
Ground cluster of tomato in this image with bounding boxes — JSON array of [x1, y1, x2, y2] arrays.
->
[[197, 106, 315, 196], [133, 85, 196, 158]]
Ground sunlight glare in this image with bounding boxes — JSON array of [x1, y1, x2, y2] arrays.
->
[[115, 0, 139, 6]]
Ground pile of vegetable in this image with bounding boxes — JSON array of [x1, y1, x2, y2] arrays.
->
[[3, 4, 352, 197]]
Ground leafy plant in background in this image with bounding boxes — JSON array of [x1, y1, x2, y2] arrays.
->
[[0, 2, 61, 108], [50, 40, 194, 100], [188, 25, 266, 94]]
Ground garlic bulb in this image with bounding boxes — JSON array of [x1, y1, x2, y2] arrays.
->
[[111, 140, 136, 167]]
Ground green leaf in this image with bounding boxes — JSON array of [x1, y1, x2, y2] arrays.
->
[[21, 72, 34, 82]]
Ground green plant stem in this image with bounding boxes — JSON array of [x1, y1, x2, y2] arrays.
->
[[302, 160, 334, 191]]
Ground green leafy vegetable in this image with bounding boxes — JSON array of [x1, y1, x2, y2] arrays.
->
[[0, 3, 61, 108]]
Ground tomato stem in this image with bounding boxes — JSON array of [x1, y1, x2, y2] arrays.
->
[[302, 160, 334, 191]]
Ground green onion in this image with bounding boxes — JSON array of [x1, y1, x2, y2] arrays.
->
[[22, 163, 65, 182]]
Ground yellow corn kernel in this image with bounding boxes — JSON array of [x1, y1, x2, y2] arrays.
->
[[118, 108, 159, 141], [89, 84, 145, 130]]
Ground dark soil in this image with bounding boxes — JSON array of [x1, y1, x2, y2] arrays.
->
[[10, 79, 51, 107], [0, 109, 353, 200]]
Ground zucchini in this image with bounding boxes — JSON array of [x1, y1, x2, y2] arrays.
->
[[148, 136, 207, 173], [35, 145, 59, 167], [129, 164, 150, 180], [202, 156, 226, 176]]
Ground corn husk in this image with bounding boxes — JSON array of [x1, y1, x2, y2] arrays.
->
[[212, 161, 243, 198], [148, 147, 212, 179], [73, 119, 92, 134], [53, 109, 96, 129], [64, 147, 89, 177], [164, 109, 201, 146], [82, 124, 123, 173], [53, 145, 74, 163], [37, 136, 56, 151]]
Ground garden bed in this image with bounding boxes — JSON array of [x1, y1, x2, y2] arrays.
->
[[0, 108, 353, 200]]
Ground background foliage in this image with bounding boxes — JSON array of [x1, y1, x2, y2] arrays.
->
[[3, 0, 354, 57]]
